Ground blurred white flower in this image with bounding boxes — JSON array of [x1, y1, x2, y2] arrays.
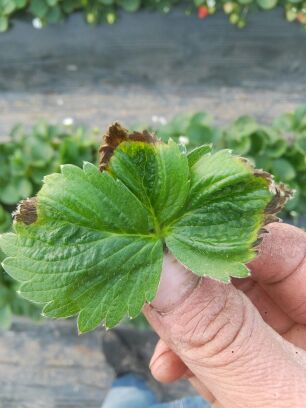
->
[[63, 117, 74, 126], [32, 18, 43, 29], [151, 115, 167, 125], [207, 0, 215, 8], [179, 135, 189, 145], [66, 64, 78, 72]]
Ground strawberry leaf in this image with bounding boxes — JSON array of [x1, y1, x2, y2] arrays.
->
[[1, 162, 164, 332], [108, 139, 190, 226], [0, 128, 290, 332], [166, 150, 273, 281]]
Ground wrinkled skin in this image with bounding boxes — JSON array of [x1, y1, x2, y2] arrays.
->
[[143, 223, 306, 408]]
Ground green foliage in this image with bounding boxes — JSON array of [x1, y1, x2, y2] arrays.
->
[[156, 106, 306, 223], [0, 122, 98, 328], [0, 106, 305, 329], [1, 0, 306, 32], [0, 122, 97, 206], [0, 245, 41, 328], [0, 205, 11, 233], [1, 137, 277, 332]]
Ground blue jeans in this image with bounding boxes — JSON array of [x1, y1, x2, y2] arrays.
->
[[102, 374, 211, 408]]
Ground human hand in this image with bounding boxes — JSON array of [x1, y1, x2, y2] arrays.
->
[[143, 223, 306, 407]]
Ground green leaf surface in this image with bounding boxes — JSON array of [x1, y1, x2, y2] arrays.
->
[[0, 138, 281, 332], [15, 0, 27, 7], [297, 137, 306, 153], [166, 150, 272, 281], [271, 158, 296, 182], [108, 140, 190, 226], [257, 0, 278, 9], [1, 0, 16, 15], [0, 207, 12, 233], [266, 139, 288, 158], [0, 183, 20, 205], [186, 124, 215, 146], [46, 0, 58, 6], [0, 305, 12, 330], [187, 144, 212, 167], [2, 162, 163, 332], [118, 0, 141, 12], [0, 233, 17, 256], [17, 178, 33, 198], [0, 16, 9, 32], [46, 5, 63, 23], [29, 0, 49, 17]]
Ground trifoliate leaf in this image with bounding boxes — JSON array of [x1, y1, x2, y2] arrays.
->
[[0, 124, 291, 333]]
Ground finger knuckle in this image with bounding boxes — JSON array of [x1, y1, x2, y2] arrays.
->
[[169, 283, 254, 367]]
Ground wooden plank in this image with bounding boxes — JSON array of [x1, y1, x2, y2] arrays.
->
[[0, 11, 306, 138]]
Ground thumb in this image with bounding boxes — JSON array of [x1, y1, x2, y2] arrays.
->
[[143, 254, 306, 408]]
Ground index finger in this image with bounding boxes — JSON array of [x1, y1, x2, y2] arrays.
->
[[248, 222, 306, 324]]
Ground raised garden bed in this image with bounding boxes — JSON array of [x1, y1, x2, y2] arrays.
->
[[1, 0, 306, 32], [0, 11, 306, 139]]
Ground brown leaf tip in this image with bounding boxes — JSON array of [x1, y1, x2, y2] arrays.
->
[[253, 169, 293, 253], [13, 197, 38, 225], [266, 181, 293, 219], [99, 123, 158, 171], [254, 169, 293, 222]]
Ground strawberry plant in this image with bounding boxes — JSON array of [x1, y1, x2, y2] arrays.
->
[[156, 107, 306, 224], [0, 123, 290, 332], [0, 122, 98, 328], [1, 0, 306, 32]]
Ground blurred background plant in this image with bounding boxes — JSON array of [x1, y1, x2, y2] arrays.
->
[[0, 105, 305, 328], [0, 0, 306, 32], [0, 122, 98, 328], [156, 106, 306, 219]]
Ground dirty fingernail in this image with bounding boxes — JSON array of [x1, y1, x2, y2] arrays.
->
[[151, 253, 200, 312]]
